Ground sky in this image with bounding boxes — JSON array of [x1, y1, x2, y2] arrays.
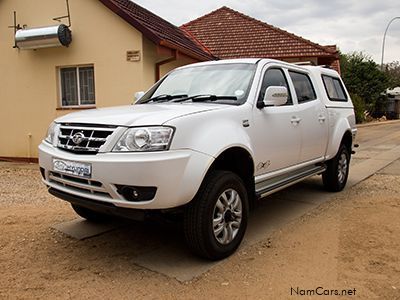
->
[[134, 0, 400, 64]]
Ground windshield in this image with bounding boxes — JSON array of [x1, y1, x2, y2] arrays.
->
[[138, 63, 256, 105]]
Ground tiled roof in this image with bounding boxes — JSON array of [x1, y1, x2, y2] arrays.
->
[[181, 6, 338, 60], [324, 45, 341, 72], [98, 0, 214, 61]]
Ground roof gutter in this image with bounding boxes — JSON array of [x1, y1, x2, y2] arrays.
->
[[98, 0, 214, 62], [98, 0, 162, 44]]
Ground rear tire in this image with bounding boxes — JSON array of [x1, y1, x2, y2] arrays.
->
[[184, 171, 249, 260], [322, 144, 350, 192], [71, 204, 111, 222]]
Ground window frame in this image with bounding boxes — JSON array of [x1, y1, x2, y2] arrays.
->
[[257, 67, 293, 107], [288, 70, 317, 104], [321, 75, 348, 102], [58, 64, 96, 108]]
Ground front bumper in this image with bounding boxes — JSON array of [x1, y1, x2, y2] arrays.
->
[[39, 142, 213, 209]]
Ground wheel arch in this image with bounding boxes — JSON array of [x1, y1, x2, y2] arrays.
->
[[325, 118, 353, 160], [341, 130, 353, 153], [204, 146, 256, 205]]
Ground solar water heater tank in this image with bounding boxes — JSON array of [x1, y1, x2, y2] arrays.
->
[[15, 24, 72, 50]]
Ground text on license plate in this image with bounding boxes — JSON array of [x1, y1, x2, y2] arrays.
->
[[53, 159, 92, 178]]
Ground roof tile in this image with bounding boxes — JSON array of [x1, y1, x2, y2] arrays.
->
[[99, 0, 214, 60], [181, 6, 338, 60]]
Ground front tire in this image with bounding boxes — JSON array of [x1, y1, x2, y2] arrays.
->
[[184, 171, 249, 260], [322, 144, 350, 192]]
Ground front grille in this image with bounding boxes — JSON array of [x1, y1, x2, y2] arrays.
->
[[49, 171, 112, 198], [57, 124, 115, 154]]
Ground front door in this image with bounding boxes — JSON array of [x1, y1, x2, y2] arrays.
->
[[251, 68, 301, 176]]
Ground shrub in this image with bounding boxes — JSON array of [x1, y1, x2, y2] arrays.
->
[[350, 93, 366, 123]]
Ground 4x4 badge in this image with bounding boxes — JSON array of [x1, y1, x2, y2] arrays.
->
[[257, 160, 271, 170]]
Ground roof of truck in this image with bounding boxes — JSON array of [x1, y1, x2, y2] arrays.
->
[[175, 59, 340, 76]]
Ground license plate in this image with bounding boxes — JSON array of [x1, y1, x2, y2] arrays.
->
[[53, 159, 92, 178]]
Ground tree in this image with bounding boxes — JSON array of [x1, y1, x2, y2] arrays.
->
[[384, 61, 400, 88], [340, 52, 390, 117]]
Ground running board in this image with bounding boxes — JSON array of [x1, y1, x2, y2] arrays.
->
[[255, 165, 326, 199]]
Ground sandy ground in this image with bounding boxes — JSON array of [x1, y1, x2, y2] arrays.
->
[[0, 163, 399, 300]]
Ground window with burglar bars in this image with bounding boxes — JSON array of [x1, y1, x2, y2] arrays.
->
[[60, 65, 96, 107]]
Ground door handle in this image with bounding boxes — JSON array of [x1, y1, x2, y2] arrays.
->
[[318, 115, 326, 122], [291, 117, 302, 124]]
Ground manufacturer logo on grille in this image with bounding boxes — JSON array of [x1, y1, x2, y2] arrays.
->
[[71, 132, 85, 145]]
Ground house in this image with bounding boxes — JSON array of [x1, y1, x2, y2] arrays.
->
[[0, 1, 340, 161], [181, 6, 340, 71], [0, 0, 213, 161]]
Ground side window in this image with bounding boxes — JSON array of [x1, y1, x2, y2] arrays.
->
[[258, 68, 292, 105], [322, 75, 348, 101], [289, 71, 316, 103]]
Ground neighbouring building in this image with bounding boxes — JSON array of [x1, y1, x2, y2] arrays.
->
[[386, 87, 400, 119], [0, 1, 340, 161], [0, 0, 213, 161], [181, 6, 340, 71]]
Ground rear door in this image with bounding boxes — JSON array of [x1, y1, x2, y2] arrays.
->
[[288, 70, 328, 162]]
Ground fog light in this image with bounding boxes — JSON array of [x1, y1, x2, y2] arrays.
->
[[132, 189, 139, 198], [115, 185, 157, 202]]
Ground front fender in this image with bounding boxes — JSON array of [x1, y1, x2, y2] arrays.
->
[[167, 105, 254, 158]]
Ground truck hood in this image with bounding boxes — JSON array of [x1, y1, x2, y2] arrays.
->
[[55, 103, 228, 127]]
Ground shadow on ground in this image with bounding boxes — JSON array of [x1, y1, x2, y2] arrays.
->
[[54, 176, 330, 282]]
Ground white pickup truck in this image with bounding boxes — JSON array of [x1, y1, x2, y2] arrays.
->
[[39, 59, 357, 260]]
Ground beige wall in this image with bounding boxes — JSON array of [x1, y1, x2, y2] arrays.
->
[[0, 0, 198, 159], [160, 55, 198, 78], [141, 38, 198, 87]]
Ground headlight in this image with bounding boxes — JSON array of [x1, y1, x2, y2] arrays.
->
[[113, 127, 174, 152], [45, 122, 60, 146]]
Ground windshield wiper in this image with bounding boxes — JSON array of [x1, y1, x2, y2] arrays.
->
[[173, 94, 238, 103], [143, 94, 188, 103]]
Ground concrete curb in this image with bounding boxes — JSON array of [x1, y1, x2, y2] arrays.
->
[[356, 119, 400, 128], [347, 145, 400, 188]]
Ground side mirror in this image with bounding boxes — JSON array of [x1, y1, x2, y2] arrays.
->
[[263, 86, 288, 107], [134, 91, 145, 103]]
